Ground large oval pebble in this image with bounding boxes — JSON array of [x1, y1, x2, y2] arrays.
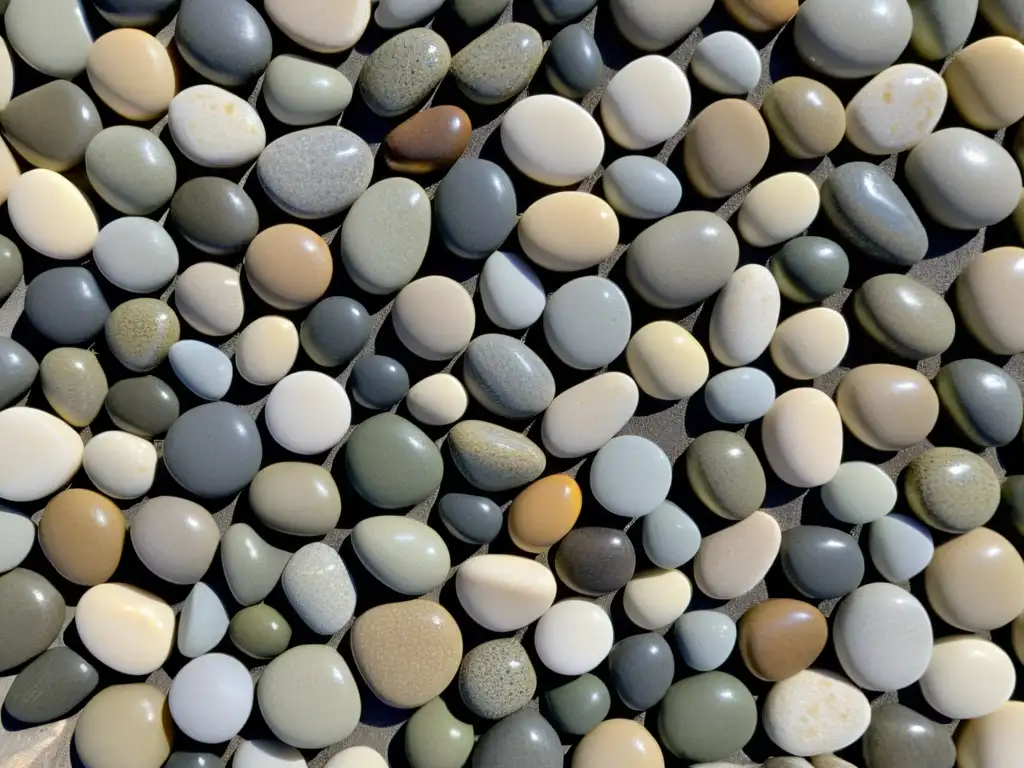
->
[[738, 173, 820, 247], [463, 334, 554, 419], [168, 653, 254, 744], [694, 511, 781, 600], [86, 28, 176, 121], [770, 236, 849, 303], [352, 516, 450, 595], [168, 85, 265, 167], [535, 600, 613, 675], [73, 683, 172, 768], [945, 36, 1024, 130], [601, 55, 690, 150], [501, 94, 604, 186], [1, 80, 100, 172], [591, 436, 671, 517], [393, 276, 475, 360], [448, 420, 545, 492], [920, 636, 1016, 719], [132, 496, 219, 585], [265, 0, 370, 53], [794, 0, 912, 78], [0, 407, 82, 502], [957, 701, 1024, 768], [544, 276, 631, 370], [175, 0, 271, 87], [249, 462, 340, 536], [686, 431, 766, 521], [435, 158, 516, 260], [762, 76, 846, 159], [846, 64, 947, 154], [770, 307, 849, 380], [263, 54, 353, 126], [518, 192, 618, 272], [175, 262, 244, 337], [94, 218, 178, 294], [658, 672, 756, 762], [170, 177, 259, 256], [836, 364, 938, 451], [853, 273, 955, 360], [957, 246, 1024, 354], [936, 358, 1024, 447], [609, 0, 713, 51], [9, 169, 97, 260], [704, 367, 775, 424], [905, 447, 1000, 532], [6, 0, 93, 78], [456, 554, 556, 631], [602, 155, 682, 220], [683, 99, 769, 198], [762, 388, 842, 487], [282, 543, 356, 635], [345, 413, 443, 508], [0, 568, 66, 673], [358, 28, 450, 117], [541, 372, 638, 458], [709, 264, 780, 367], [627, 321, 709, 400], [452, 22, 542, 105], [163, 402, 262, 499], [763, 670, 871, 756], [821, 461, 897, 524]]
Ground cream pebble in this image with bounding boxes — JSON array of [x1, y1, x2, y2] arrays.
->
[[83, 430, 157, 500], [737, 173, 820, 247], [0, 138, 20, 206], [235, 316, 299, 387], [709, 264, 781, 367], [0, 38, 12, 109], [168, 85, 266, 168], [265, 0, 371, 53], [541, 372, 639, 459], [920, 636, 1016, 719], [694, 511, 781, 600], [265, 371, 352, 455], [393, 276, 475, 360], [76, 583, 175, 675], [406, 373, 468, 426], [456, 554, 557, 632], [626, 321, 709, 400], [501, 95, 604, 186], [957, 246, 1024, 355], [9, 169, 98, 260], [325, 746, 389, 768], [845, 63, 947, 155], [762, 388, 843, 488], [600, 55, 691, 150], [174, 262, 245, 338], [0, 407, 83, 502], [623, 569, 692, 630], [535, 599, 614, 675], [763, 670, 871, 757], [518, 192, 619, 272], [945, 36, 1024, 130], [770, 307, 849, 380], [957, 701, 1024, 768]]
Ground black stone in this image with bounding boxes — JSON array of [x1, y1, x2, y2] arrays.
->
[[554, 527, 635, 596]]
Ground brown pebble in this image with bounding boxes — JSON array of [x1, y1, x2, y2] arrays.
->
[[683, 99, 769, 198], [384, 105, 472, 174], [244, 224, 333, 311], [738, 598, 828, 682], [572, 718, 664, 768], [39, 489, 125, 586], [723, 0, 798, 31], [508, 474, 582, 553], [762, 77, 846, 159]]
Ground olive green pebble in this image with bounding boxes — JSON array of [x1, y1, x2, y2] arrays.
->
[[685, 431, 766, 521], [39, 348, 108, 428], [229, 603, 292, 659], [905, 447, 1001, 533], [769, 236, 849, 303], [0, 234, 23, 301], [1002, 476, 1024, 536], [658, 672, 757, 762], [853, 274, 955, 360], [543, 673, 610, 736], [458, 638, 536, 720], [105, 298, 180, 373], [405, 698, 475, 768]]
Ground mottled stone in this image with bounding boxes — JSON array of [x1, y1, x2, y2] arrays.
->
[[642, 501, 701, 570], [905, 447, 1000, 532], [452, 23, 542, 105], [168, 85, 265, 167], [26, 267, 110, 346], [38, 347, 106, 428], [846, 64, 947, 154], [282, 543, 357, 635], [170, 177, 259, 256], [686, 431, 766, 521], [104, 298, 178, 372], [434, 158, 516, 260], [763, 77, 846, 159], [448, 420, 545, 492], [544, 674, 610, 736], [459, 639, 536, 720], [608, 633, 674, 711], [345, 413, 443, 508], [764, 670, 872, 757], [4, 646, 97, 724], [794, 0, 913, 78], [936, 359, 1023, 446], [555, 527, 635, 596], [781, 526, 864, 599], [683, 99, 769, 198], [163, 402, 262, 499], [405, 698, 474, 768], [658, 673, 757, 762], [300, 296, 371, 368], [673, 611, 736, 672], [463, 334, 554, 419], [0, 569, 65, 673], [472, 710, 562, 768], [0, 79, 100, 172], [358, 28, 450, 117], [546, 24, 603, 99]]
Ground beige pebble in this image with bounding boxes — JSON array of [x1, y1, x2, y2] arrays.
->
[[9, 169, 97, 260], [456, 554, 557, 632], [626, 321, 709, 400], [763, 670, 871, 757], [235, 316, 298, 387], [87, 29, 176, 121], [76, 583, 175, 675], [0, 38, 12, 109], [694, 511, 781, 600], [957, 247, 1024, 355], [845, 63, 947, 154], [326, 746, 389, 768], [174, 262, 245, 337], [541, 372, 638, 459], [0, 137, 20, 206], [835, 364, 938, 451], [623, 568, 692, 630], [920, 636, 1016, 719], [572, 719, 664, 768], [600, 55, 691, 150], [0, 407, 84, 503], [265, 0, 371, 53], [957, 701, 1024, 768], [709, 264, 780, 367], [246, 224, 333, 311], [762, 388, 843, 488], [406, 373, 468, 426], [770, 307, 849, 380], [501, 94, 604, 186], [518, 192, 619, 272], [738, 173, 820, 247], [393, 276, 475, 360], [74, 684, 173, 768], [723, 0, 798, 31], [762, 76, 846, 159], [683, 99, 770, 198], [945, 36, 1024, 130], [83, 430, 158, 500]]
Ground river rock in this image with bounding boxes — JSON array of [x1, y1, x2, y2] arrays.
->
[[836, 364, 938, 451], [168, 85, 264, 167], [770, 307, 849, 380], [448, 420, 545, 492], [546, 24, 603, 99], [435, 159, 516, 260], [463, 335, 554, 419], [0, 408, 82, 502], [132, 496, 218, 585], [235, 316, 298, 387], [602, 155, 681, 220], [169, 653, 254, 744], [686, 431, 765, 521], [544, 276, 630, 369], [853, 273, 954, 360], [230, 604, 291, 660], [0, 507, 33, 573], [405, 698, 474, 768], [358, 28, 450, 117], [479, 251, 545, 330], [74, 684, 173, 768], [945, 36, 1024, 130], [265, 371, 351, 455], [555, 527, 636, 596], [458, 638, 536, 720], [221, 524, 289, 606], [163, 402, 262, 498], [351, 355, 409, 410], [981, 0, 1024, 35], [439, 493, 501, 545], [175, 262, 244, 337], [673, 611, 735, 672], [739, 599, 827, 682], [658, 673, 757, 762], [39, 347, 106, 427], [456, 554, 556, 631], [249, 463, 340, 537], [300, 296, 370, 368], [93, 218, 177, 295], [822, 462, 897, 524], [846, 64, 947, 154], [104, 376, 177, 438], [6, 0, 91, 77], [590, 435, 671, 517], [407, 374, 468, 427], [957, 701, 1024, 768], [642, 501, 700, 569], [0, 568, 66, 673], [169, 340, 232, 400], [282, 543, 356, 635], [0, 339, 35, 410], [781, 526, 864, 599], [541, 372, 638, 459], [762, 76, 846, 158], [795, 0, 912, 78], [10, 170, 98, 260], [763, 388, 843, 487], [81, 430, 156, 500], [263, 55, 352, 126], [501, 94, 604, 186], [771, 236, 849, 303], [545, 675, 609, 736], [452, 23, 542, 105], [691, 31, 761, 95], [39, 489, 123, 586], [508, 475, 581, 553], [704, 368, 775, 424], [936, 359, 1023, 446], [607, 633, 673, 711], [176, 0, 271, 86], [76, 583, 174, 675], [170, 177, 259, 256], [345, 413, 442, 508], [4, 646, 98, 724], [393, 276, 475, 360], [738, 173, 820, 247], [624, 569, 692, 630], [869, 513, 934, 583], [519, 191, 618, 272], [694, 511, 781, 600], [353, 516, 449, 594], [573, 719, 663, 768], [0, 235, 22, 301], [684, 99, 769, 198], [535, 599, 613, 675], [473, 710, 561, 768], [177, 584, 228, 659], [764, 670, 872, 756], [921, 636, 1016, 719], [245, 224, 332, 310], [265, 0, 370, 53], [625, 321, 707, 399], [1, 81, 101, 171], [384, 105, 471, 174], [609, 0, 713, 51], [862, 705, 954, 768], [905, 447, 1000, 532], [957, 246, 1024, 354], [602, 55, 690, 150], [910, 0, 978, 58], [710, 264, 780, 366]]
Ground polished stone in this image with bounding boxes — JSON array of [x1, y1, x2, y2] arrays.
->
[[168, 85, 265, 168], [74, 684, 173, 768], [683, 99, 769, 198], [694, 511, 781, 600], [737, 173, 820, 248], [0, 569, 66, 673], [10, 169, 98, 260], [265, 0, 370, 53], [235, 316, 299, 387], [405, 698, 474, 768], [345, 413, 443, 508], [39, 347, 107, 427], [352, 516, 450, 595], [132, 496, 219, 585], [591, 435, 671, 517], [472, 710, 562, 768], [480, 251, 545, 331], [794, 0, 913, 77], [957, 246, 1024, 355], [762, 387, 843, 486], [6, 0, 92, 78], [169, 340, 232, 401], [438, 493, 501, 545], [0, 338, 37, 409], [448, 420, 545, 492], [609, 0, 713, 51], [627, 321, 710, 400], [175, 262, 244, 337], [1, 81, 100, 172], [4, 646, 98, 724], [544, 276, 631, 370], [264, 371, 351, 455], [26, 267, 109, 346], [168, 653, 254, 744], [673, 611, 736, 672], [868, 513, 934, 583], [452, 23, 542, 105], [546, 24, 603, 99], [822, 462, 897, 524], [608, 633, 673, 711], [508, 475, 581, 554], [519, 192, 619, 273], [836, 364, 939, 450], [762, 76, 846, 158], [763, 670, 871, 757], [905, 447, 1000, 532], [0, 235, 22, 302], [230, 604, 291, 660], [770, 307, 850, 380], [82, 430, 157, 500], [406, 374, 468, 427], [704, 367, 775, 424], [263, 55, 353, 126], [501, 95, 604, 186], [602, 55, 691, 150], [554, 527, 635, 596], [642, 501, 701, 570], [0, 507, 33, 573], [300, 296, 371, 368], [686, 430, 765, 520], [781, 526, 864, 599], [920, 636, 1016, 719], [945, 36, 1024, 130], [909, 0, 978, 58], [846, 64, 947, 154], [170, 177, 259, 256], [854, 273, 955, 360], [39, 488, 123, 586], [222, 524, 290, 607], [384, 105, 470, 174], [770, 236, 849, 303], [435, 158, 516, 260], [393, 276, 476, 360], [658, 673, 757, 762], [103, 302, 177, 372], [358, 29, 450, 117], [535, 599, 614, 676], [691, 31, 762, 94], [282, 543, 357, 635], [0, 408, 83, 502], [936, 359, 1023, 446], [177, 583, 229, 658], [544, 674, 610, 736], [250, 462, 340, 536], [85, 125, 176, 216], [163, 402, 262, 499], [246, 224, 332, 311], [76, 583, 173, 675], [351, 355, 409, 410], [105, 376, 178, 438], [459, 638, 536, 720], [602, 155, 681, 220], [176, 0, 271, 86], [456, 554, 556, 632], [94, 218, 178, 294]]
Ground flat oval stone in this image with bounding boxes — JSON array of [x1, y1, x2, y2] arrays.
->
[[846, 64, 947, 154], [74, 684, 173, 768], [854, 273, 955, 360], [771, 236, 849, 303], [480, 251, 545, 331], [452, 23, 542, 105], [658, 673, 757, 762], [535, 599, 613, 675], [795, 0, 912, 78], [1, 81, 100, 172], [473, 710, 561, 768], [958, 246, 1024, 354], [405, 698, 474, 768], [353, 516, 449, 594], [684, 99, 769, 198], [626, 321, 709, 401], [910, 0, 977, 58], [170, 177, 259, 256], [258, 126, 372, 219], [384, 105, 470, 174], [590, 435, 670, 517], [544, 276, 630, 370], [375, 0, 445, 28], [177, 584, 228, 658], [501, 94, 604, 186], [906, 127, 1021, 229], [545, 374, 636, 462], [169, 340, 232, 401], [76, 583, 173, 675], [545, 674, 610, 736], [762, 76, 845, 159], [836, 364, 938, 451], [509, 474, 581, 553], [0, 568, 65, 673], [957, 700, 1024, 768], [230, 604, 291, 660], [11, 170, 98, 260], [176, 0, 271, 86], [609, 0, 713, 51], [94, 218, 178, 294], [235, 316, 298, 387], [456, 554, 556, 631], [249, 463, 340, 537], [86, 28, 175, 121], [258, 644, 361, 748], [345, 413, 443, 508], [448, 420, 545, 492], [602, 155, 681, 220], [0, 507, 34, 573], [221, 524, 289, 606], [763, 388, 843, 487], [393, 276, 475, 360], [686, 430, 766, 521], [822, 462, 897, 524], [936, 359, 1023, 446], [627, 211, 739, 308], [265, 371, 351, 455], [351, 599, 462, 708], [704, 367, 775, 424], [694, 511, 781, 600], [519, 191, 618, 272], [739, 598, 828, 682], [6, 0, 92, 78], [781, 526, 864, 599], [770, 307, 849, 380], [459, 638, 536, 720], [724, 0, 798, 30], [691, 31, 762, 94], [0, 338, 36, 409], [358, 28, 450, 117], [105, 376, 178, 438], [132, 496, 218, 585], [945, 36, 1024, 130], [39, 347, 107, 427], [168, 85, 265, 167], [5, 646, 98, 724], [0, 235, 22, 303], [439, 493, 501, 545], [462, 334, 553, 420], [175, 262, 244, 337], [601, 55, 691, 150], [710, 264, 780, 366], [0, 408, 83, 502], [673, 611, 736, 672], [407, 374, 468, 427], [169, 653, 254, 744], [624, 568, 692, 630], [164, 402, 262, 499], [265, 0, 370, 53], [642, 501, 700, 570], [738, 172, 819, 247], [282, 542, 356, 635], [863, 703, 955, 768], [921, 636, 1015, 719], [39, 488, 123, 586], [263, 55, 352, 126], [905, 447, 999, 532], [246, 224, 332, 311], [765, 670, 871, 756], [608, 633, 673, 711], [546, 24, 603, 99], [300, 296, 371, 368], [434, 158, 516, 260], [84, 431, 158, 500], [555, 526, 636, 596], [351, 355, 409, 410], [868, 512, 934, 583]]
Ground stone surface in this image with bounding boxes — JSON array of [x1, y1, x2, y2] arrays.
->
[[684, 99, 769, 198], [710, 264, 781, 366], [541, 372, 638, 459], [544, 276, 630, 369], [163, 402, 262, 499], [846, 64, 947, 154], [246, 224, 333, 311], [456, 554, 556, 632], [609, 0, 713, 51], [738, 173, 819, 248], [358, 28, 450, 117], [608, 633, 673, 711], [854, 273, 955, 360], [234, 741, 306, 768], [131, 496, 219, 585], [39, 488, 123, 586], [5, 0, 88, 78], [39, 347, 107, 427], [169, 653, 254, 744], [546, 24, 603, 99], [407, 374, 468, 426], [168, 85, 265, 167], [691, 31, 761, 94], [781, 526, 865, 599], [555, 527, 635, 596], [673, 611, 736, 673], [353, 516, 450, 594], [435, 159, 516, 260], [572, 719, 663, 768], [0, 338, 36, 409], [694, 511, 781, 600], [472, 710, 562, 768], [375, 0, 446, 28], [300, 296, 371, 368], [250, 462, 340, 536], [169, 340, 233, 401], [393, 276, 475, 360], [177, 582, 229, 658], [535, 599, 614, 675], [822, 462, 897, 524], [438, 493, 502, 545], [176, 0, 271, 86], [10, 170, 98, 261], [264, 55, 352, 126], [795, 0, 913, 78], [937, 359, 1023, 446], [762, 76, 846, 158], [448, 420, 546, 492], [704, 367, 775, 424], [235, 316, 299, 387], [602, 55, 690, 150], [770, 307, 849, 380], [265, 0, 370, 53], [590, 435, 671, 517], [105, 376, 178, 438], [836, 364, 938, 451], [0, 507, 33, 573], [345, 413, 443, 508], [602, 155, 681, 220], [501, 94, 604, 186], [642, 501, 700, 570], [463, 334, 554, 419], [658, 673, 757, 762], [869, 513, 934, 583], [545, 674, 610, 736], [459, 638, 536, 720], [452, 23, 542, 105], [230, 604, 291, 660], [624, 569, 692, 630], [222, 524, 290, 606], [686, 431, 766, 521], [957, 701, 1024, 768], [94, 218, 178, 294], [282, 542, 357, 635], [958, 247, 1024, 354], [905, 447, 1000, 532], [519, 191, 618, 273], [83, 429, 157, 500], [4, 646, 98, 724], [266, 371, 351, 455], [981, 0, 1024, 36], [4, 81, 98, 169], [739, 599, 827, 682], [479, 251, 545, 330], [762, 387, 843, 487], [174, 262, 244, 337], [771, 236, 849, 303], [73, 684, 173, 768], [627, 322, 708, 401], [0, 568, 65, 673], [863, 703, 954, 768], [945, 36, 1024, 130], [910, 0, 978, 58], [170, 177, 259, 256], [0, 408, 82, 502], [76, 583, 173, 675], [508, 475, 581, 553], [87, 125, 176, 216], [384, 105, 470, 174], [87, 28, 175, 120], [764, 670, 872, 756], [405, 698, 474, 768], [920, 636, 1016, 719]]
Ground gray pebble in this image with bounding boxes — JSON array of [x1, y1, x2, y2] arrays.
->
[[909, 0, 977, 59], [24, 267, 110, 346], [93, 218, 178, 294], [554, 526, 636, 596], [821, 162, 928, 266], [452, 23, 543, 105], [546, 24, 603, 99], [472, 710, 562, 768], [221, 523, 290, 606], [463, 334, 555, 419], [533, 0, 596, 23], [781, 526, 865, 599], [258, 126, 373, 219], [673, 611, 737, 672], [704, 367, 776, 424], [452, 0, 509, 27], [0, 338, 38, 409], [686, 430, 766, 521], [608, 633, 674, 711], [85, 126, 177, 216], [602, 155, 682, 220], [163, 401, 263, 499], [769, 236, 849, 303], [1002, 476, 1024, 536], [0, 569, 65, 673], [0, 235, 23, 301], [854, 273, 955, 360], [0, 507, 33, 574], [358, 28, 451, 117], [3, 646, 98, 724], [176, 0, 272, 86], [93, 0, 177, 26], [543, 674, 610, 736], [544, 276, 631, 370], [170, 177, 259, 256], [282, 542, 357, 635], [438, 493, 503, 545], [435, 158, 517, 259], [263, 55, 353, 126], [105, 376, 179, 438], [459, 639, 537, 720], [794, 0, 912, 78], [0, 80, 102, 172], [448, 420, 546, 492], [862, 703, 955, 768], [345, 413, 444, 508], [300, 296, 371, 368], [169, 340, 232, 401], [642, 501, 701, 570], [351, 355, 410, 410]]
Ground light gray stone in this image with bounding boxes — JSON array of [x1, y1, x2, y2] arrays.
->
[[282, 543, 357, 635], [544, 276, 631, 370]]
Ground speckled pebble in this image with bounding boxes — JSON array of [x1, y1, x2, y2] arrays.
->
[[104, 298, 178, 373], [39, 347, 108, 428], [459, 638, 536, 720], [282, 543, 356, 636], [463, 334, 555, 419], [555, 527, 636, 597], [905, 447, 1000, 533], [358, 28, 451, 117], [448, 420, 546, 492], [452, 23, 542, 105]]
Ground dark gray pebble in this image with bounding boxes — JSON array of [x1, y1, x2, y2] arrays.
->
[[176, 0, 272, 86], [439, 493, 503, 545], [546, 24, 604, 99], [472, 709, 562, 768], [0, 569, 65, 674], [0, 338, 38, 409], [170, 177, 259, 256], [453, 0, 509, 27], [533, 0, 597, 24], [299, 296, 371, 368], [1003, 476, 1024, 536], [351, 355, 410, 411], [165, 754, 226, 768], [780, 525, 865, 600], [0, 234, 23, 301], [602, 155, 682, 220], [935, 359, 1023, 447], [544, 674, 610, 736], [862, 703, 955, 768], [554, 527, 636, 596], [4, 647, 98, 724], [0, 80, 102, 172], [93, 0, 178, 26], [463, 334, 555, 419], [608, 632, 674, 711], [104, 376, 180, 438], [769, 236, 849, 303], [24, 267, 110, 345], [434, 158, 517, 259]]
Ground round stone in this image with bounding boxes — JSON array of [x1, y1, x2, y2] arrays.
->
[[863, 703, 955, 768], [609, 0, 713, 51], [85, 126, 176, 216], [0, 507, 34, 573], [958, 246, 1024, 355], [300, 296, 371, 368], [691, 31, 761, 94], [131, 496, 219, 585], [501, 94, 604, 186], [451, 22, 543, 105], [170, 177, 259, 256], [0, 408, 83, 502], [846, 64, 947, 154], [458, 638, 536, 720], [821, 462, 897, 524], [94, 218, 178, 294], [868, 513, 934, 583], [263, 54, 353, 126], [658, 673, 757, 762], [1, 82, 101, 173], [0, 568, 66, 673], [590, 435, 670, 517], [163, 402, 262, 499], [770, 307, 849, 380], [945, 36, 1024, 130], [249, 462, 340, 537], [642, 501, 701, 570], [905, 447, 999, 532], [264, 0, 370, 53], [544, 674, 610, 736], [683, 99, 769, 198], [601, 55, 690, 150], [105, 376, 178, 438], [608, 633, 674, 711], [39, 488, 124, 586], [463, 335, 554, 420], [76, 583, 174, 675], [704, 367, 775, 424], [480, 251, 545, 330], [282, 543, 356, 635], [519, 191, 619, 273], [795, 0, 912, 77], [770, 236, 849, 303], [221, 524, 290, 607], [86, 28, 175, 120], [854, 273, 955, 360], [508, 474, 581, 553], [627, 321, 709, 400], [26, 266, 109, 346], [738, 173, 820, 248], [353, 515, 449, 594], [235, 316, 298, 387], [74, 684, 173, 768], [546, 23, 603, 99], [739, 598, 827, 682], [39, 347, 107, 428], [83, 430, 156, 500], [246, 224, 332, 311], [541, 372, 637, 459], [434, 159, 516, 260], [673, 611, 736, 672], [781, 526, 865, 599], [439, 493, 501, 545], [4, 646, 98, 725], [836, 364, 938, 451], [358, 28, 450, 116], [266, 371, 351, 455], [920, 636, 1015, 719], [623, 569, 692, 630], [762, 387, 843, 487], [0, 338, 36, 410], [535, 599, 613, 676], [169, 653, 254, 744], [709, 264, 781, 366], [723, 0, 798, 30], [177, 583, 229, 660], [686, 431, 766, 521], [384, 104, 471, 174], [555, 527, 636, 596], [393, 276, 475, 360], [168, 84, 265, 167], [936, 359, 1023, 446], [169, 340, 232, 401], [456, 554, 556, 632], [174, 262, 244, 337], [762, 76, 846, 159], [764, 670, 872, 757], [175, 0, 271, 86], [695, 511, 781, 600], [405, 698, 474, 768], [473, 710, 562, 768], [957, 701, 1024, 768], [407, 373, 468, 427], [544, 276, 630, 370], [345, 413, 443, 508], [448, 420, 546, 492], [602, 155, 682, 220]]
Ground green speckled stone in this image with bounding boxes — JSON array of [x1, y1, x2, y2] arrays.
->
[[458, 638, 536, 720], [105, 298, 180, 373], [769, 236, 848, 303], [448, 420, 546, 492], [405, 698, 475, 768], [853, 273, 955, 360], [905, 447, 1000, 533], [658, 672, 757, 762], [345, 413, 443, 509], [1002, 476, 1024, 535], [229, 603, 292, 659], [39, 348, 108, 428], [358, 28, 451, 117], [935, 359, 1024, 447], [685, 431, 766, 521], [451, 23, 543, 105], [544, 673, 610, 736]]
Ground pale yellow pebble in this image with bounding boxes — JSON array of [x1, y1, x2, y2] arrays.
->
[[518, 192, 619, 272], [235, 316, 299, 387], [87, 29, 177, 121], [8, 169, 97, 260], [694, 511, 781, 600], [846, 63, 947, 154], [709, 264, 780, 367], [770, 307, 849, 380], [501, 95, 604, 186], [265, 0, 371, 53], [957, 701, 1024, 768], [626, 321, 709, 400], [762, 388, 843, 488], [919, 636, 1016, 719], [406, 373, 468, 426], [623, 569, 691, 630], [737, 173, 820, 247], [0, 137, 20, 206], [0, 407, 84, 502], [325, 746, 389, 768], [600, 55, 691, 150], [76, 583, 175, 675], [945, 36, 1024, 130]]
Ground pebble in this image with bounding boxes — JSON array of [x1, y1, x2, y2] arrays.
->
[[458, 639, 536, 720], [266, 371, 351, 455], [642, 501, 701, 570], [981, 0, 1024, 36], [384, 105, 471, 174], [0, 39, 9, 109], [905, 447, 1000, 532], [169, 653, 253, 744], [345, 413, 443, 507], [624, 569, 692, 630], [921, 636, 1016, 719], [704, 368, 775, 424], [781, 526, 864, 599], [375, 0, 445, 27], [925, 526, 1024, 631], [353, 516, 449, 594], [763, 388, 843, 487], [609, 0, 713, 51], [235, 316, 298, 387], [590, 435, 671, 517], [0, 408, 82, 502], [86, 29, 176, 120], [686, 431, 766, 521], [770, 307, 849, 380], [723, 0, 798, 30], [508, 474, 581, 553], [6, 0, 92, 78], [76, 583, 173, 675], [691, 31, 762, 94], [740, 174, 819, 249], [176, 0, 271, 86], [957, 701, 1024, 768], [94, 218, 178, 295], [0, 507, 33, 573], [448, 420, 546, 492], [4, 646, 98, 724], [10, 170, 98, 261], [351, 355, 409, 411], [452, 23, 542, 105], [854, 274, 955, 360], [822, 462, 897, 525], [222, 524, 290, 606], [501, 95, 604, 186], [82, 430, 157, 500], [545, 675, 610, 736], [456, 554, 556, 631], [168, 85, 265, 167], [327, 747, 389, 768], [39, 489, 123, 586], [957, 246, 1024, 354], [546, 24, 603, 99], [131, 496, 220, 584], [519, 192, 619, 272], [533, 0, 595, 22], [765, 670, 871, 757], [169, 753, 225, 768], [0, 235, 22, 301], [174, 262, 244, 338], [281, 543, 357, 636], [265, 0, 370, 53], [473, 710, 562, 768], [407, 374, 468, 426], [105, 376, 178, 438], [625, 323, 708, 401], [739, 599, 827, 682], [658, 673, 757, 762], [439, 493, 502, 545], [863, 703, 955, 768], [249, 463, 339, 537], [910, 0, 978, 58], [0, 568, 65, 672], [479, 251, 545, 330], [2, 80, 100, 172], [555, 527, 636, 596], [906, 128, 1022, 230], [164, 402, 262, 499], [869, 513, 934, 583], [462, 334, 553, 420], [602, 157, 681, 221], [405, 698, 474, 768], [694, 511, 782, 600], [795, 0, 912, 77], [836, 364, 938, 451], [39, 347, 107, 427], [257, 645, 362, 748], [393, 276, 475, 360], [1006, 476, 1024, 535], [762, 76, 846, 160], [573, 719, 663, 768], [170, 177, 259, 256], [263, 55, 352, 126], [541, 373, 637, 458], [710, 264, 781, 366], [452, 0, 509, 25], [602, 55, 691, 150], [351, 599, 462, 709], [92, 0, 177, 25], [673, 611, 736, 672], [846, 64, 947, 154], [358, 28, 450, 117], [435, 159, 516, 260], [230, 605, 291, 660], [0, 338, 36, 409], [246, 226, 332, 311], [937, 359, 1023, 446], [544, 276, 630, 369], [945, 36, 1024, 130], [684, 99, 769, 198], [535, 599, 613, 676], [169, 340, 232, 401], [234, 741, 305, 768], [608, 633, 674, 711], [258, 126, 373, 219], [771, 236, 849, 303], [73, 684, 173, 768], [300, 296, 371, 368]]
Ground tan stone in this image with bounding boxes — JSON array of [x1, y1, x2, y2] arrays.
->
[[235, 315, 298, 387], [835, 364, 938, 451], [573, 719, 665, 768], [723, 0, 798, 31], [518, 192, 619, 272], [762, 388, 842, 488], [739, 598, 828, 682], [74, 684, 173, 768], [762, 77, 846, 159], [738, 172, 820, 247], [623, 569, 692, 630], [683, 99, 769, 198], [392, 276, 475, 360], [9, 169, 97, 261], [245, 224, 333, 311], [770, 307, 849, 380], [87, 29, 176, 121], [265, 0, 371, 53], [39, 489, 124, 586], [76, 583, 175, 675], [508, 474, 582, 553], [694, 511, 781, 600], [957, 246, 1024, 355], [957, 701, 1024, 768], [626, 321, 709, 400], [945, 36, 1024, 130]]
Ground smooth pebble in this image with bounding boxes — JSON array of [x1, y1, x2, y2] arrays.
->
[[853, 273, 955, 360], [265, 371, 351, 455], [544, 276, 630, 369], [439, 493, 502, 545], [673, 611, 736, 672], [40, 347, 107, 427], [480, 251, 545, 330], [763, 670, 872, 757], [609, 0, 713, 51], [263, 55, 353, 126], [94, 218, 178, 294], [642, 501, 701, 570], [658, 673, 756, 762], [175, 0, 272, 87], [535, 599, 613, 676], [282, 543, 357, 635], [694, 511, 781, 600], [770, 236, 849, 303], [623, 569, 692, 630], [601, 55, 691, 150], [83, 430, 157, 500], [104, 375, 178, 438], [846, 64, 947, 154], [686, 430, 766, 521], [0, 407, 83, 502], [177, 583, 229, 659], [709, 264, 780, 366], [554, 527, 636, 597], [169, 340, 232, 401], [345, 413, 443, 508], [608, 633, 674, 711], [868, 513, 934, 583], [590, 435, 670, 517], [169, 653, 254, 744], [300, 296, 371, 368], [168, 85, 265, 167], [546, 24, 603, 99], [451, 23, 543, 105], [265, 0, 370, 53], [163, 402, 262, 499], [541, 372, 638, 459], [221, 524, 290, 607], [920, 636, 1016, 719], [762, 76, 846, 158], [86, 28, 176, 120], [957, 247, 1024, 354], [448, 420, 546, 492], [246, 224, 333, 311], [406, 374, 468, 427], [235, 316, 299, 387], [904, 446, 1000, 533], [393, 276, 475, 360], [683, 99, 769, 198], [836, 364, 938, 451], [6, 0, 92, 78], [501, 95, 604, 186], [738, 173, 820, 247], [76, 583, 174, 675], [10, 169, 98, 260], [170, 177, 259, 256], [249, 462, 341, 537], [762, 388, 843, 487], [358, 28, 450, 117], [794, 0, 913, 78], [770, 307, 849, 380], [691, 31, 761, 94], [822, 462, 897, 524], [456, 554, 556, 632], [384, 105, 471, 174], [936, 359, 1023, 447], [352, 516, 450, 595], [704, 367, 775, 423], [519, 192, 619, 272]]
